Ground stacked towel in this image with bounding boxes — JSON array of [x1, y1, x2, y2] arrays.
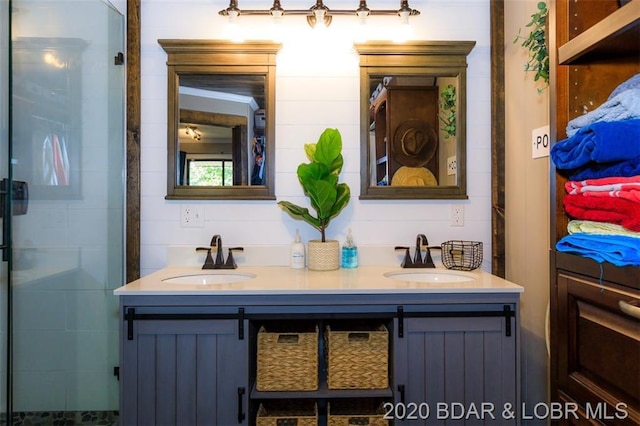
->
[[566, 175, 640, 192], [568, 220, 640, 238], [553, 74, 640, 265], [556, 233, 640, 266], [551, 119, 640, 170], [607, 73, 640, 101], [565, 175, 640, 203], [563, 194, 640, 232], [566, 89, 640, 137], [568, 156, 640, 181]]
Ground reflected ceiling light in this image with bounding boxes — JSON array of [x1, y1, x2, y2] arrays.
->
[[184, 126, 202, 141], [218, 0, 420, 28]]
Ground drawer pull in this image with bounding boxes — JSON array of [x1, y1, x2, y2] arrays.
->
[[619, 300, 640, 320]]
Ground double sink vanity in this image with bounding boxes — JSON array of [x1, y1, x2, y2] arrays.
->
[[114, 262, 523, 425]]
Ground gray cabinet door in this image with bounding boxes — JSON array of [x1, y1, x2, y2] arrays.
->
[[394, 316, 517, 425], [120, 318, 248, 426]]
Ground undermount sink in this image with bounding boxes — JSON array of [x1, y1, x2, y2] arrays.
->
[[162, 272, 256, 285], [384, 270, 476, 283]]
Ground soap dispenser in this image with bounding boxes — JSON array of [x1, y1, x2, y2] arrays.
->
[[290, 229, 305, 269], [341, 229, 358, 268]]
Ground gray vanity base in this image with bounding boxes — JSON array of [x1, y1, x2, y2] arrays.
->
[[118, 292, 520, 425]]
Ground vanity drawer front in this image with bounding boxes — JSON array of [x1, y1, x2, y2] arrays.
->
[[557, 272, 640, 425]]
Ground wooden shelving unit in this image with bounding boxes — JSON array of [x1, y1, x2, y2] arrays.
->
[[549, 1, 640, 424]]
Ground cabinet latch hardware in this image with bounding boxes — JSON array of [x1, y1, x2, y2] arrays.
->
[[113, 366, 120, 381], [237, 387, 246, 423], [503, 305, 513, 337], [398, 384, 406, 404], [126, 307, 135, 340], [397, 306, 404, 338], [238, 307, 245, 340]]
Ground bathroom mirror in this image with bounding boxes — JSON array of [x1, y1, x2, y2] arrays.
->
[[355, 41, 475, 199], [159, 40, 281, 199]]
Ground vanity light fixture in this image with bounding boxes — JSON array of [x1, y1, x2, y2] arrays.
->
[[184, 125, 202, 141], [219, 0, 420, 28]]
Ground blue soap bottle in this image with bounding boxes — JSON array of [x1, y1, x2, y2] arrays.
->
[[341, 229, 358, 268]]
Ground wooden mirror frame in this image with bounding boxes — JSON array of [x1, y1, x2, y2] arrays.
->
[[355, 41, 476, 200], [159, 39, 281, 200]]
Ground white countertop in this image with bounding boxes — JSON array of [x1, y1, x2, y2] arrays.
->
[[114, 265, 524, 296]]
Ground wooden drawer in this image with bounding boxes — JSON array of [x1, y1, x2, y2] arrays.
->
[[557, 272, 640, 425]]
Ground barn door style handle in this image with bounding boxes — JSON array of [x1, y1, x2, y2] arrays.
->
[[397, 384, 406, 404], [237, 387, 246, 423], [0, 180, 8, 261], [619, 300, 640, 320]]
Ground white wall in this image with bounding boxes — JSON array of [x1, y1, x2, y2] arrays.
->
[[139, 2, 552, 417], [139, 0, 494, 276], [504, 0, 550, 423]]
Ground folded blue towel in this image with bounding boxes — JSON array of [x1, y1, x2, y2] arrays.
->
[[551, 119, 640, 170], [556, 233, 640, 266], [567, 89, 640, 137], [568, 156, 640, 181]]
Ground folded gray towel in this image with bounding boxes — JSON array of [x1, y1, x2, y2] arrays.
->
[[566, 89, 640, 137], [608, 73, 640, 101]]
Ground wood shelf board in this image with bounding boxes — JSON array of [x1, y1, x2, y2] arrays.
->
[[553, 251, 640, 290], [251, 382, 393, 400], [558, 0, 640, 64]]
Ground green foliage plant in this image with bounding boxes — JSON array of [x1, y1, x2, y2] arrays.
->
[[513, 1, 549, 92], [439, 84, 457, 139], [277, 128, 351, 242]]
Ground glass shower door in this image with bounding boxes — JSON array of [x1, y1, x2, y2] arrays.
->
[[1, 0, 9, 423], [8, 1, 124, 423]]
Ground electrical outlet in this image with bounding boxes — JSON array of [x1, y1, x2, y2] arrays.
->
[[447, 155, 457, 175], [451, 204, 464, 227], [180, 205, 205, 228]]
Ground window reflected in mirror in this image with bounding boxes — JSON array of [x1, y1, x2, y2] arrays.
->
[[355, 41, 475, 200], [177, 73, 265, 188]]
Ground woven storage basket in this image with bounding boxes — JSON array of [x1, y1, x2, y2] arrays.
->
[[326, 324, 388, 389], [328, 400, 389, 426], [256, 324, 318, 391], [257, 401, 318, 426], [307, 240, 340, 271]]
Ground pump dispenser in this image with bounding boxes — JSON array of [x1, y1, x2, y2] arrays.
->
[[341, 229, 358, 268], [290, 229, 305, 269]]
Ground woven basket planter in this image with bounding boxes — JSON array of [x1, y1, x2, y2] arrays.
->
[[307, 239, 340, 271]]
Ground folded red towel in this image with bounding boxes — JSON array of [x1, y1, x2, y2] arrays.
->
[[566, 175, 640, 194], [563, 194, 640, 232], [581, 190, 640, 203]]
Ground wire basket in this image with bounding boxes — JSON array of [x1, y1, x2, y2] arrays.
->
[[441, 240, 482, 271]]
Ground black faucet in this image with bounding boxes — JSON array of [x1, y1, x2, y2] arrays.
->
[[196, 234, 243, 269], [395, 234, 436, 268]]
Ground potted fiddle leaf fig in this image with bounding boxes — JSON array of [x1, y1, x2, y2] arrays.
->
[[278, 128, 350, 270]]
